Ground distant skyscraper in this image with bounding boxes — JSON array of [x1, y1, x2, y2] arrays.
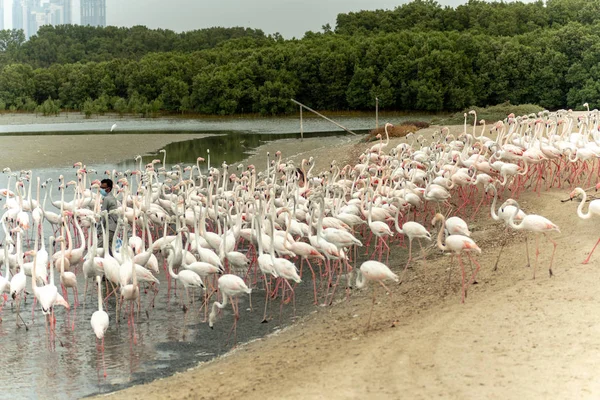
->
[[12, 0, 28, 36], [62, 0, 72, 24], [0, 1, 4, 31], [80, 0, 105, 27], [13, 0, 73, 39]]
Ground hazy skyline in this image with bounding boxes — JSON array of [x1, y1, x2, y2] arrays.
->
[[3, 0, 534, 38]]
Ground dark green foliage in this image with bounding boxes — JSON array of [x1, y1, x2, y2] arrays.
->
[[0, 1, 600, 116], [36, 97, 61, 115]]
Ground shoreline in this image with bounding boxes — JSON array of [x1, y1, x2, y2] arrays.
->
[[0, 110, 440, 126]]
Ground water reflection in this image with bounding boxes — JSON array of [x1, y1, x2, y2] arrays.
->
[[135, 130, 352, 168]]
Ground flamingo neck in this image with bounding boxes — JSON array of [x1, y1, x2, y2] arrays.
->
[[576, 189, 591, 220], [490, 186, 500, 221], [355, 270, 366, 289], [435, 215, 447, 251]]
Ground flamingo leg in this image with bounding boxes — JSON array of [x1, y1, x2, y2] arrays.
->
[[466, 252, 481, 286], [493, 241, 505, 272], [262, 274, 271, 323], [399, 238, 413, 284], [366, 285, 376, 329], [457, 254, 466, 303], [545, 233, 557, 277], [304, 258, 318, 305], [533, 235, 540, 280], [524, 236, 530, 268], [582, 236, 600, 264]]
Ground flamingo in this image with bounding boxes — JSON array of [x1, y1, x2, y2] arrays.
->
[[281, 209, 324, 304], [393, 205, 431, 284], [166, 244, 204, 311], [119, 226, 140, 342], [0, 241, 10, 312], [487, 183, 528, 270], [56, 235, 79, 308], [31, 247, 60, 344], [9, 227, 28, 328], [253, 215, 278, 322], [366, 192, 394, 263], [355, 260, 398, 328], [91, 275, 109, 377], [569, 186, 600, 264], [431, 213, 481, 303], [502, 199, 560, 278], [370, 123, 392, 154], [209, 274, 252, 346]]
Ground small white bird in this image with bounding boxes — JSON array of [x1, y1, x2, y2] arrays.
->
[[110, 123, 117, 132]]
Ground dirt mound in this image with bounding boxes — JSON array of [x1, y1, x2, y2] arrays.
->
[[363, 121, 429, 142]]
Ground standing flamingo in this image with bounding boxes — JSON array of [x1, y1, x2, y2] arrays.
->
[[431, 213, 482, 303], [355, 260, 398, 328], [569, 186, 600, 263], [209, 274, 252, 346], [369, 123, 392, 154], [91, 275, 109, 377], [10, 227, 28, 328], [166, 244, 205, 311], [393, 205, 431, 284], [487, 183, 528, 271], [502, 199, 560, 278]]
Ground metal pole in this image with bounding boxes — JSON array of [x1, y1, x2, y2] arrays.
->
[[376, 97, 379, 129], [290, 99, 358, 136], [300, 105, 303, 142]]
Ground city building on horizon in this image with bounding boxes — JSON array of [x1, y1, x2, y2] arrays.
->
[[11, 0, 106, 39], [80, 0, 105, 27]]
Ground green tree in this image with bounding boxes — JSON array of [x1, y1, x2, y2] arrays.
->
[[159, 77, 189, 111], [346, 66, 376, 109]]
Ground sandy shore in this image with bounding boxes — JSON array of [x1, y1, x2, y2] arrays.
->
[[78, 123, 600, 400]]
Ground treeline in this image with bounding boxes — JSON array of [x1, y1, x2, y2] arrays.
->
[[0, 0, 598, 116], [0, 25, 270, 67], [335, 0, 600, 37]]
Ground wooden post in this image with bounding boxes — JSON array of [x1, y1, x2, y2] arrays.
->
[[376, 97, 379, 129], [300, 105, 303, 142], [290, 99, 358, 136]]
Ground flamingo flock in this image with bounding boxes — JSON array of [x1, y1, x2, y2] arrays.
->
[[3, 107, 600, 379]]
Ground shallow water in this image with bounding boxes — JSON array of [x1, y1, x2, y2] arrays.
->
[[1, 261, 320, 399], [0, 115, 409, 399]]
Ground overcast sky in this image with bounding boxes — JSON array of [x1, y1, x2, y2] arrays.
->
[[4, 0, 535, 38]]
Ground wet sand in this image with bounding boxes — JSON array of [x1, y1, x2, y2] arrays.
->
[[0, 133, 212, 170], [82, 123, 600, 400]]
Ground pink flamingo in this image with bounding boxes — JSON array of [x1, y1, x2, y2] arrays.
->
[[355, 260, 398, 328], [502, 199, 560, 278], [570, 186, 600, 264], [209, 274, 252, 346], [432, 213, 481, 303], [393, 205, 431, 284], [91, 275, 109, 377]]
